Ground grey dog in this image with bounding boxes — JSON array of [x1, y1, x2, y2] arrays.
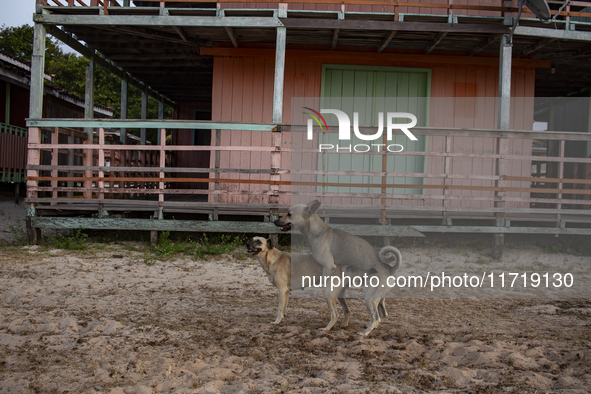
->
[[274, 200, 401, 335], [246, 236, 389, 331]]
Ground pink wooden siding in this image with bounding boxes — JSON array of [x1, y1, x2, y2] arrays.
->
[[210, 51, 536, 206]]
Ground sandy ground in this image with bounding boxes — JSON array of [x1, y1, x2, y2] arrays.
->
[[0, 197, 26, 244], [1, 236, 590, 394]]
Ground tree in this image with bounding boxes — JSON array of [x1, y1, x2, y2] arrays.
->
[[0, 24, 63, 65]]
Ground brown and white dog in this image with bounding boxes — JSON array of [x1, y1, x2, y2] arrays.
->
[[246, 236, 389, 330]]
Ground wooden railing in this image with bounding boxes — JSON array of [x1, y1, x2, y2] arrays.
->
[[36, 0, 591, 20], [1, 123, 27, 183], [24, 120, 591, 230]]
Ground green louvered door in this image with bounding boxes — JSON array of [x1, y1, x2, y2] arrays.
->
[[320, 65, 430, 195]]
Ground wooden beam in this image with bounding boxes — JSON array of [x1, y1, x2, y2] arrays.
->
[[280, 18, 509, 34], [225, 26, 239, 48], [84, 54, 95, 141], [470, 34, 502, 55], [425, 31, 447, 55], [331, 29, 339, 50], [199, 47, 551, 68], [36, 14, 281, 28], [140, 85, 147, 145], [172, 26, 188, 42], [273, 26, 286, 123], [498, 34, 512, 131], [29, 23, 46, 120], [518, 37, 557, 58], [120, 73, 127, 144], [27, 119, 278, 131], [377, 30, 397, 52], [30, 217, 424, 237]]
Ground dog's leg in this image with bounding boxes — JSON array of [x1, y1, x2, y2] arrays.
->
[[319, 297, 339, 331], [273, 287, 289, 324], [378, 298, 388, 319], [338, 298, 350, 328], [360, 286, 383, 336]]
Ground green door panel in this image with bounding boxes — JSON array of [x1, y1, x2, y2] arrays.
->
[[320, 65, 431, 195]]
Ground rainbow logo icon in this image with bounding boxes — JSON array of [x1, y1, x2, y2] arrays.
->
[[303, 107, 328, 131]]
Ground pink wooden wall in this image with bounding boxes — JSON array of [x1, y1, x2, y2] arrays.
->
[[210, 51, 536, 207]]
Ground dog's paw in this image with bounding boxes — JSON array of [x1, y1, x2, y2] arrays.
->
[[272, 319, 283, 325], [339, 322, 349, 328]]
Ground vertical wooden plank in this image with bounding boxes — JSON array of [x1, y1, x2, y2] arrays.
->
[[120, 74, 128, 144], [140, 85, 148, 145], [250, 57, 265, 200], [219, 57, 234, 203], [261, 57, 275, 204], [140, 85, 148, 192], [273, 25, 287, 123], [85, 55, 95, 140], [51, 128, 58, 205], [230, 58, 244, 203], [270, 21, 286, 208], [159, 128, 165, 205], [210, 56, 224, 203], [29, 23, 45, 120], [98, 128, 105, 209], [280, 60, 295, 205], [26, 22, 46, 244], [427, 67, 445, 208]]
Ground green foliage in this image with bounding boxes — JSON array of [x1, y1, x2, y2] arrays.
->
[[150, 231, 196, 258], [145, 232, 244, 262], [0, 24, 62, 65], [195, 233, 243, 260], [0, 24, 173, 144], [8, 222, 27, 246], [46, 227, 88, 250]]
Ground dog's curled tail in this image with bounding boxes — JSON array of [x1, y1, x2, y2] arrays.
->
[[379, 246, 402, 271]]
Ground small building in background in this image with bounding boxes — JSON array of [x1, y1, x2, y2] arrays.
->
[[0, 51, 113, 200]]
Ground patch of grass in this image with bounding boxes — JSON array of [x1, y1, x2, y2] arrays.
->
[[151, 231, 196, 258], [195, 233, 243, 260], [144, 232, 246, 262], [46, 227, 88, 250], [8, 221, 27, 246]]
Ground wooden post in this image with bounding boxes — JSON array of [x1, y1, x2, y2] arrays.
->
[[270, 9, 286, 246], [98, 128, 106, 217], [140, 85, 148, 192], [556, 140, 565, 231], [140, 85, 148, 145], [213, 129, 220, 220], [492, 33, 512, 259], [67, 129, 74, 199], [120, 74, 128, 144], [26, 22, 46, 245], [381, 133, 388, 246], [14, 183, 20, 205], [5, 81, 10, 125], [50, 127, 58, 205], [84, 54, 95, 199], [157, 98, 164, 145], [442, 135, 452, 225], [150, 127, 166, 245]]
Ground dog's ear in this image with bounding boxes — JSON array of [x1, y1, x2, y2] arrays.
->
[[266, 238, 273, 249], [305, 200, 321, 215]]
